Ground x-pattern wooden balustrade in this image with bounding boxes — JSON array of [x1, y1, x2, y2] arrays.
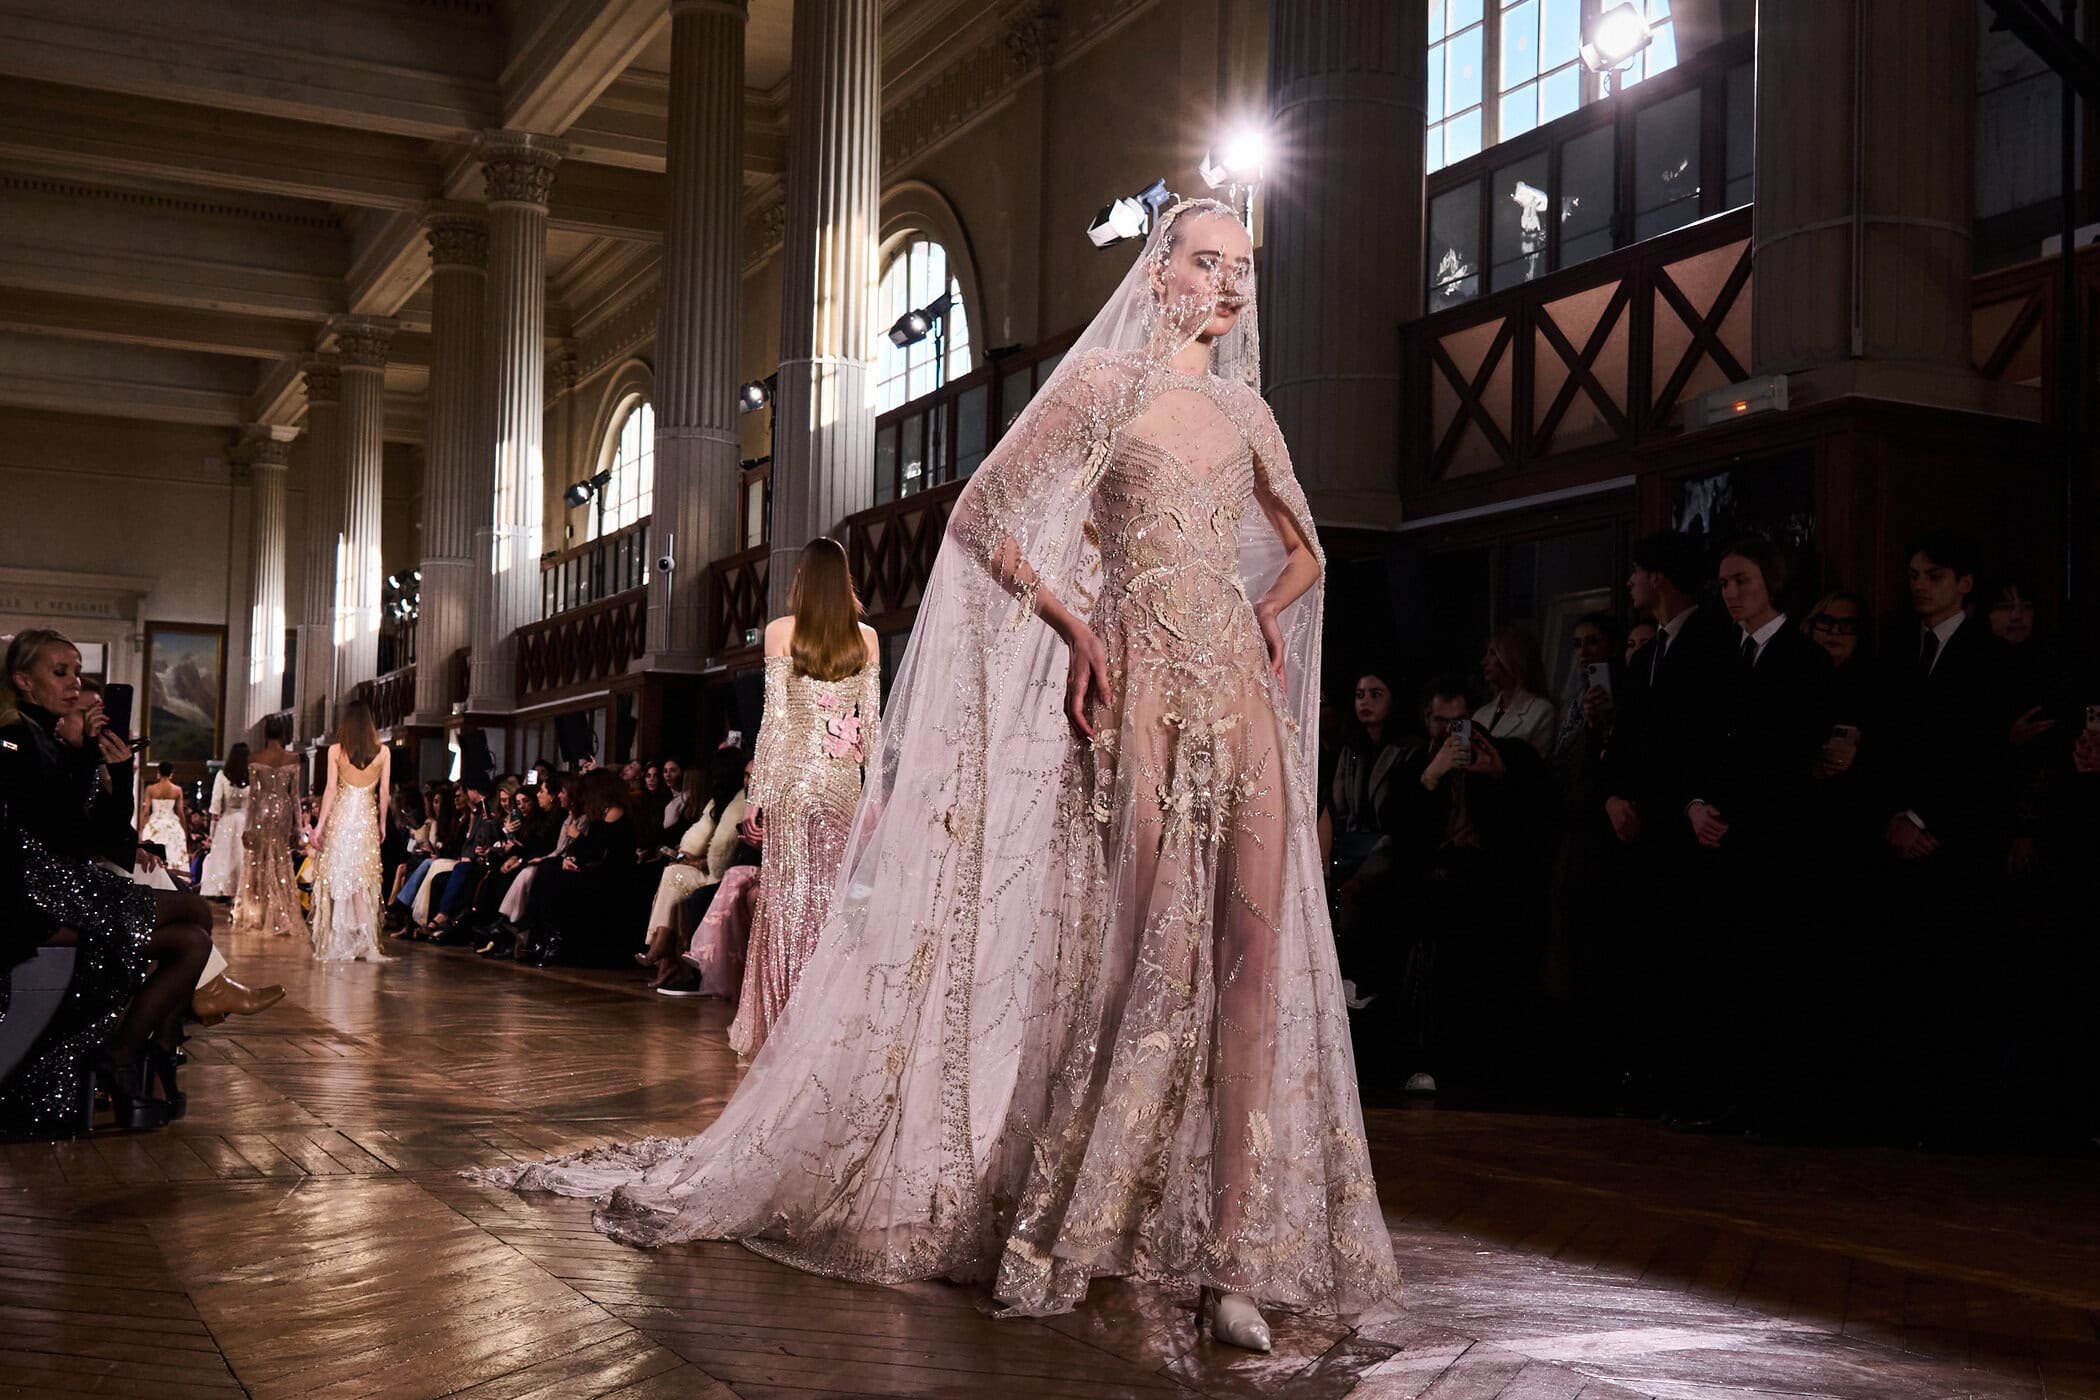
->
[[515, 588, 647, 701]]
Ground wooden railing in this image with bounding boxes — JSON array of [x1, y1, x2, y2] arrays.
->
[[872, 330, 1079, 503], [1402, 206, 1753, 498], [516, 587, 647, 700], [541, 515, 650, 619], [845, 480, 964, 632], [1971, 242, 2100, 419], [709, 544, 769, 659], [357, 665, 416, 733]]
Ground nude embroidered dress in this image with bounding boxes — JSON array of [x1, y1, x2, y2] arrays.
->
[[234, 762, 307, 938], [726, 655, 879, 1059]]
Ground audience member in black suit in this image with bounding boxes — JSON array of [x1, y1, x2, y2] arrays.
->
[[1593, 531, 1735, 1111], [521, 769, 640, 965], [1669, 536, 1833, 1136], [1867, 531, 2015, 1133]]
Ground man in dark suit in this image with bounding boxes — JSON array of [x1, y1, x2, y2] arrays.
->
[[1669, 535, 1833, 1134], [1591, 530, 1736, 1112], [1871, 530, 2009, 1130]]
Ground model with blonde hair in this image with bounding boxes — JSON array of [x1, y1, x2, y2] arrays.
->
[[724, 536, 880, 1058], [308, 699, 389, 962]]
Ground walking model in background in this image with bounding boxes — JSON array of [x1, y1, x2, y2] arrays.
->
[[197, 743, 250, 899], [308, 700, 389, 962], [235, 713, 308, 939], [138, 761, 190, 872]]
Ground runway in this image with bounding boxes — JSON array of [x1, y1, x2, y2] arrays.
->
[[2, 915, 2094, 1399]]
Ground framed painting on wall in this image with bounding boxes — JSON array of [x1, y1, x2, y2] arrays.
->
[[143, 622, 226, 764]]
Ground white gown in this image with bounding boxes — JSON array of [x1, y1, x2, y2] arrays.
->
[[310, 747, 384, 962], [138, 795, 189, 868], [198, 772, 248, 898]]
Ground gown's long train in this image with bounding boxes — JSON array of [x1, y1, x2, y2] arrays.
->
[[478, 199, 1398, 1320]]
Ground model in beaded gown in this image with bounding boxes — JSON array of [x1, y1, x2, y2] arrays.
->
[[197, 747, 249, 898], [308, 701, 389, 962], [477, 202, 1397, 1345], [727, 540, 881, 1059], [234, 728, 307, 940]]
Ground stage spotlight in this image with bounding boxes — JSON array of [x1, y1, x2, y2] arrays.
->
[[739, 380, 771, 413], [1086, 178, 1173, 248], [886, 292, 953, 349], [1200, 128, 1267, 190], [563, 469, 612, 508], [1581, 3, 1653, 75], [386, 574, 400, 590]]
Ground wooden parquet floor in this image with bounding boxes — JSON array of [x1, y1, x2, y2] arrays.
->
[[3, 916, 2097, 1399]]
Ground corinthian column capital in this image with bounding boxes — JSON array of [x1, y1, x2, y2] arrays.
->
[[332, 317, 396, 372], [236, 423, 299, 471], [426, 209, 490, 271], [477, 130, 566, 208], [302, 354, 343, 405]]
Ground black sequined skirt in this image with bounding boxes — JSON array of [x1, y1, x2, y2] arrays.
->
[[0, 833, 154, 1139]]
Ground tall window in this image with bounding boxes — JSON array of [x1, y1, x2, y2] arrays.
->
[[1429, 0, 1678, 174], [592, 396, 654, 539], [873, 238, 971, 414]]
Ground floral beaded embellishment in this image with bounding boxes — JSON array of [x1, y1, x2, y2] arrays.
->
[[815, 691, 864, 763]]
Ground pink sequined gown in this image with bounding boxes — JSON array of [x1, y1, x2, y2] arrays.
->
[[726, 653, 880, 1058]]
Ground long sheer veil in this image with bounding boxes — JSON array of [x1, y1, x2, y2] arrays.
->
[[479, 200, 1384, 1314]]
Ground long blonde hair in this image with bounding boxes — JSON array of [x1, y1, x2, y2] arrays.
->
[[2, 628, 77, 730], [786, 537, 867, 682]]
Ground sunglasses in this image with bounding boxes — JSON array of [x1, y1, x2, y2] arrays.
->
[[1807, 615, 1859, 636]]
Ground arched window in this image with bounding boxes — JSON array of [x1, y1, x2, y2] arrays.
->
[[873, 237, 971, 413], [592, 396, 654, 539]]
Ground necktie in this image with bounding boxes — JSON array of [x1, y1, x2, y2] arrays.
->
[[1919, 629, 1940, 677], [1650, 633, 1667, 685], [1740, 634, 1758, 669]]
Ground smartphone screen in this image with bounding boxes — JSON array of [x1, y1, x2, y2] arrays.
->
[[1450, 715, 1474, 765], [725, 729, 745, 750], [1584, 662, 1613, 698]]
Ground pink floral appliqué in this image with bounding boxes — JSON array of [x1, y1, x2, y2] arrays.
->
[[816, 691, 863, 761]]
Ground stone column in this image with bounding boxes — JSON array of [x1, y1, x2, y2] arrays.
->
[[294, 354, 342, 742], [649, 0, 747, 665], [237, 424, 298, 736], [416, 210, 489, 729], [468, 131, 563, 715], [1751, 0, 1990, 409], [334, 317, 392, 699], [1262, 0, 1426, 528], [767, 0, 880, 614]]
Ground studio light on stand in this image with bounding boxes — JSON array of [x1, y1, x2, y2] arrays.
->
[[738, 379, 771, 414], [562, 468, 615, 539], [887, 291, 955, 391], [1580, 2, 1653, 95], [1086, 177, 1174, 248], [1199, 127, 1267, 227]]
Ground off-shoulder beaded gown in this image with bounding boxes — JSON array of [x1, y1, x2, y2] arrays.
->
[[234, 762, 307, 939], [726, 653, 879, 1060], [479, 199, 1398, 1323], [309, 747, 383, 962]]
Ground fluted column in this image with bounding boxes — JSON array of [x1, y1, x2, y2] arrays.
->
[[295, 355, 343, 743], [469, 131, 563, 714], [334, 317, 392, 699], [1263, 0, 1426, 528], [649, 0, 748, 666], [1752, 0, 1985, 406], [237, 424, 298, 735], [767, 0, 880, 614], [416, 210, 490, 726]]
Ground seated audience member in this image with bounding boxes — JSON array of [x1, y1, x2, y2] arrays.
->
[[1329, 666, 1407, 892], [644, 747, 751, 993], [660, 757, 702, 840], [392, 783, 469, 934], [469, 776, 562, 944], [1474, 624, 1556, 758], [1668, 536, 1832, 1137], [629, 761, 673, 844], [519, 769, 639, 965], [426, 780, 503, 940]]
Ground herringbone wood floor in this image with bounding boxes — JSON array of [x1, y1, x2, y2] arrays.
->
[[2, 914, 2096, 1399]]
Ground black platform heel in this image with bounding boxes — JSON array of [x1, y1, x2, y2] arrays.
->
[[94, 1055, 170, 1132], [145, 1048, 187, 1121]]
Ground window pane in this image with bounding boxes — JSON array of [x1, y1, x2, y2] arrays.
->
[[1427, 122, 1446, 173], [1501, 1, 1538, 88], [1428, 182, 1482, 310], [1645, 0, 1669, 15], [1634, 87, 1701, 240], [1540, 0, 1580, 68], [1446, 106, 1483, 164], [1428, 40, 1447, 120], [1447, 24, 1483, 113], [1558, 123, 1616, 266], [1491, 153, 1552, 291], [1450, 0, 1483, 27], [1539, 62, 1580, 122], [1724, 62, 1753, 209], [1430, 0, 1446, 42], [955, 382, 990, 478], [1500, 83, 1537, 140], [1645, 20, 1676, 78], [900, 414, 923, 496]]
